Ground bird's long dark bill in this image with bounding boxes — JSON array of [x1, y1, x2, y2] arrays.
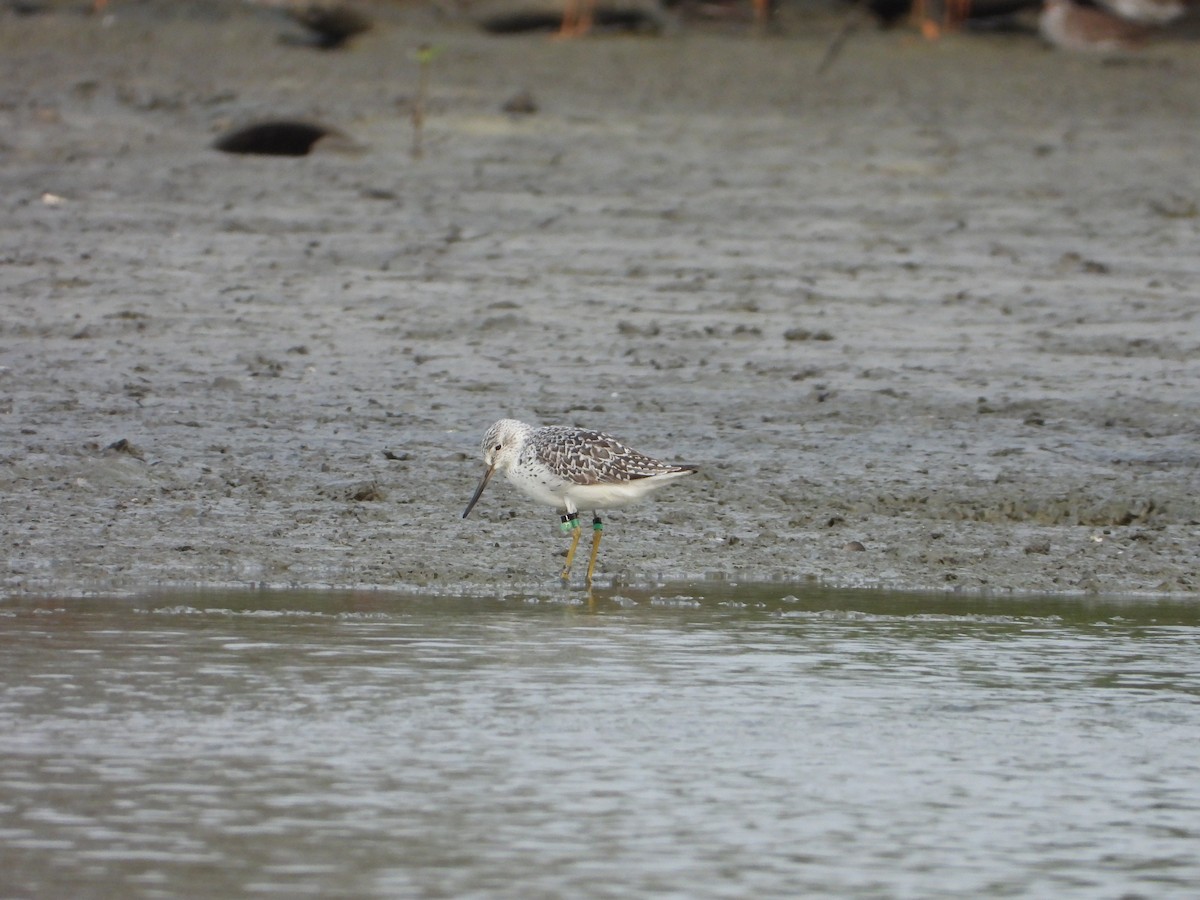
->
[[462, 465, 495, 518]]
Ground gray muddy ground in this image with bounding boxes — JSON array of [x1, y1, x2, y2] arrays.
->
[[2, 0, 1198, 597]]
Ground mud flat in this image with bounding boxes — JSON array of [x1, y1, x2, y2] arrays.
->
[[2, 1, 1198, 597]]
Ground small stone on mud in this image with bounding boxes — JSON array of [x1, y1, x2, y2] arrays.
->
[[784, 327, 835, 342], [349, 483, 385, 502], [502, 90, 538, 115], [287, 4, 372, 50], [843, 540, 866, 552], [103, 438, 144, 460], [617, 320, 660, 337], [321, 480, 386, 502], [1056, 252, 1110, 275], [1147, 194, 1198, 219]]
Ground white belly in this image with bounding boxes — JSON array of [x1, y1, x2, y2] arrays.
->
[[504, 468, 692, 514]]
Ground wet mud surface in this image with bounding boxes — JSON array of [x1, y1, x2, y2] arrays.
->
[[2, 1, 1198, 596]]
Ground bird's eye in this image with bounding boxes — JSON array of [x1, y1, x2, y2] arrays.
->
[[493, 443, 502, 451]]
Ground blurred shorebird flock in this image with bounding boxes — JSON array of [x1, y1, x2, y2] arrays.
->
[[70, 0, 1200, 54]]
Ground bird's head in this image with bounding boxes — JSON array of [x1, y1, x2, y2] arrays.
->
[[462, 419, 529, 518]]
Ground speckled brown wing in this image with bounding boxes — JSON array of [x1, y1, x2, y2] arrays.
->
[[533, 427, 695, 485]]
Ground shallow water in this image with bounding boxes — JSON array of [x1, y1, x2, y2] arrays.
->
[[2, 584, 1198, 899]]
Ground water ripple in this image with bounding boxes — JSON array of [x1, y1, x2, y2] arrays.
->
[[1, 586, 1198, 898]]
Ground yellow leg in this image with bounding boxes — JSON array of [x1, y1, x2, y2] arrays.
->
[[557, 0, 594, 37], [585, 516, 603, 584], [560, 514, 582, 581]]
